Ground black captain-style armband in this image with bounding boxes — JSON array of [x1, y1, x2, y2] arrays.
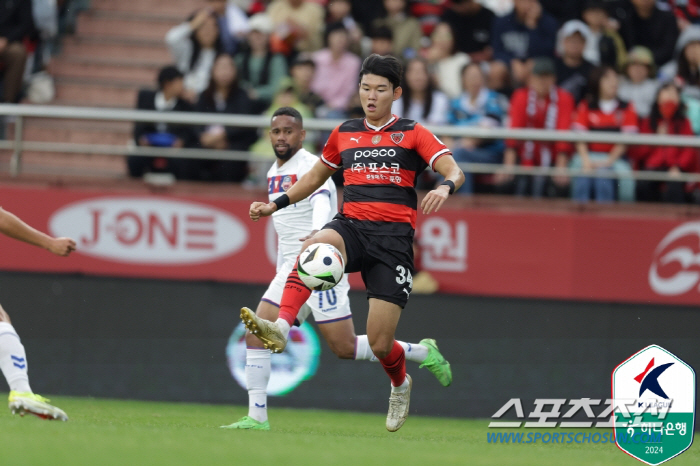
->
[[440, 180, 455, 195], [273, 194, 291, 210]]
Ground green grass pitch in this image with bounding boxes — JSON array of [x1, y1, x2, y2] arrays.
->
[[0, 395, 697, 466]]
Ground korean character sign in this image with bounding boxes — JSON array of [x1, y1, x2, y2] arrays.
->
[[612, 345, 695, 465]]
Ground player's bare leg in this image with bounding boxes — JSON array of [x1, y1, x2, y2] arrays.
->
[[0, 304, 68, 421], [240, 229, 348, 353], [367, 298, 412, 432], [317, 317, 356, 359]]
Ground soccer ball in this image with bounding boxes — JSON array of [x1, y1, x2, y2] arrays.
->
[[297, 243, 344, 291]]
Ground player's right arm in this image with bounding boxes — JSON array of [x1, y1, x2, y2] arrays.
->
[[250, 159, 335, 221], [250, 127, 341, 222], [0, 207, 76, 256]]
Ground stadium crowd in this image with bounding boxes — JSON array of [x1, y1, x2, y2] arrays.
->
[[7, 0, 700, 204]]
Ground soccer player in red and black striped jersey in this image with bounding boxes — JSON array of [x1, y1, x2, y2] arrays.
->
[[243, 54, 464, 431]]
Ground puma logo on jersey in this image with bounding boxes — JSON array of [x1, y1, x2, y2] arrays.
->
[[350, 136, 362, 143]]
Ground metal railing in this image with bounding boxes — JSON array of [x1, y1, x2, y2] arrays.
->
[[3, 103, 700, 182]]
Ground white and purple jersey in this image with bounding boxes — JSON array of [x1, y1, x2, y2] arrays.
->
[[267, 149, 338, 269]]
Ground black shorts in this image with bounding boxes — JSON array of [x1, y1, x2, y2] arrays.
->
[[323, 214, 414, 308]]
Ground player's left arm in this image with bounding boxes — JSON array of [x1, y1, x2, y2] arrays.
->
[[421, 155, 465, 214], [0, 207, 76, 256], [413, 123, 465, 214]]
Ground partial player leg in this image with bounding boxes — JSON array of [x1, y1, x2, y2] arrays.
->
[[366, 298, 412, 432], [277, 229, 348, 331], [0, 303, 67, 421], [314, 285, 450, 385], [241, 228, 348, 353], [316, 317, 356, 360], [0, 305, 30, 392], [222, 300, 276, 431], [354, 334, 452, 387]]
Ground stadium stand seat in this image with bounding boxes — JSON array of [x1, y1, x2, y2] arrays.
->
[[16, 0, 191, 178]]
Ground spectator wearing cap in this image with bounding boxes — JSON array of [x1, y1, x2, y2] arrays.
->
[[581, 0, 627, 69], [496, 57, 575, 198], [618, 46, 658, 118], [490, 0, 558, 93], [423, 22, 471, 99], [630, 81, 699, 203], [555, 20, 595, 104], [440, 0, 495, 63], [290, 54, 325, 116], [619, 0, 679, 68], [236, 14, 288, 109], [310, 22, 362, 116], [129, 66, 198, 179], [166, 9, 223, 102], [267, 0, 325, 53], [571, 65, 638, 203], [661, 26, 700, 99], [659, 26, 700, 133], [372, 0, 423, 60]]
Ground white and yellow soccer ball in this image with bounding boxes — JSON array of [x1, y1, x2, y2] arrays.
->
[[297, 243, 344, 291]]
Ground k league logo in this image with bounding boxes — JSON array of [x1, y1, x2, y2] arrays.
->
[[612, 345, 695, 465]]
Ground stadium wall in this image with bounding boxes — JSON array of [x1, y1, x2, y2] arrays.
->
[[1, 185, 700, 307], [1, 271, 697, 425]]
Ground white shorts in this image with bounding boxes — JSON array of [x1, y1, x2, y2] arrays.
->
[[261, 260, 352, 325]]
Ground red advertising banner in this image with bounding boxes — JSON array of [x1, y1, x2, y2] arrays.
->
[[0, 185, 698, 306]]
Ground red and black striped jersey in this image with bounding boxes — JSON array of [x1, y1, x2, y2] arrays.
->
[[321, 115, 450, 235]]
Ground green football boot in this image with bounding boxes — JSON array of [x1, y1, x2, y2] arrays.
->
[[220, 416, 270, 431], [418, 339, 453, 387]]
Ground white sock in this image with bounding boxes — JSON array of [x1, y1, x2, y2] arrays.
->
[[245, 348, 271, 423], [399, 341, 429, 364], [354, 336, 428, 363], [391, 377, 410, 393], [0, 322, 32, 393], [354, 335, 378, 361], [275, 319, 291, 339]]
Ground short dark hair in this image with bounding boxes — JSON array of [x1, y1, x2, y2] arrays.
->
[[359, 54, 402, 90], [157, 65, 183, 89], [271, 106, 303, 126], [324, 21, 348, 47], [291, 53, 316, 69], [370, 26, 393, 41], [583, 0, 608, 13]]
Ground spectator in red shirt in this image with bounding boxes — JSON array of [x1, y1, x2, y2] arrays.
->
[[571, 66, 638, 203], [496, 57, 575, 197], [663, 0, 700, 30], [630, 81, 699, 203]]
